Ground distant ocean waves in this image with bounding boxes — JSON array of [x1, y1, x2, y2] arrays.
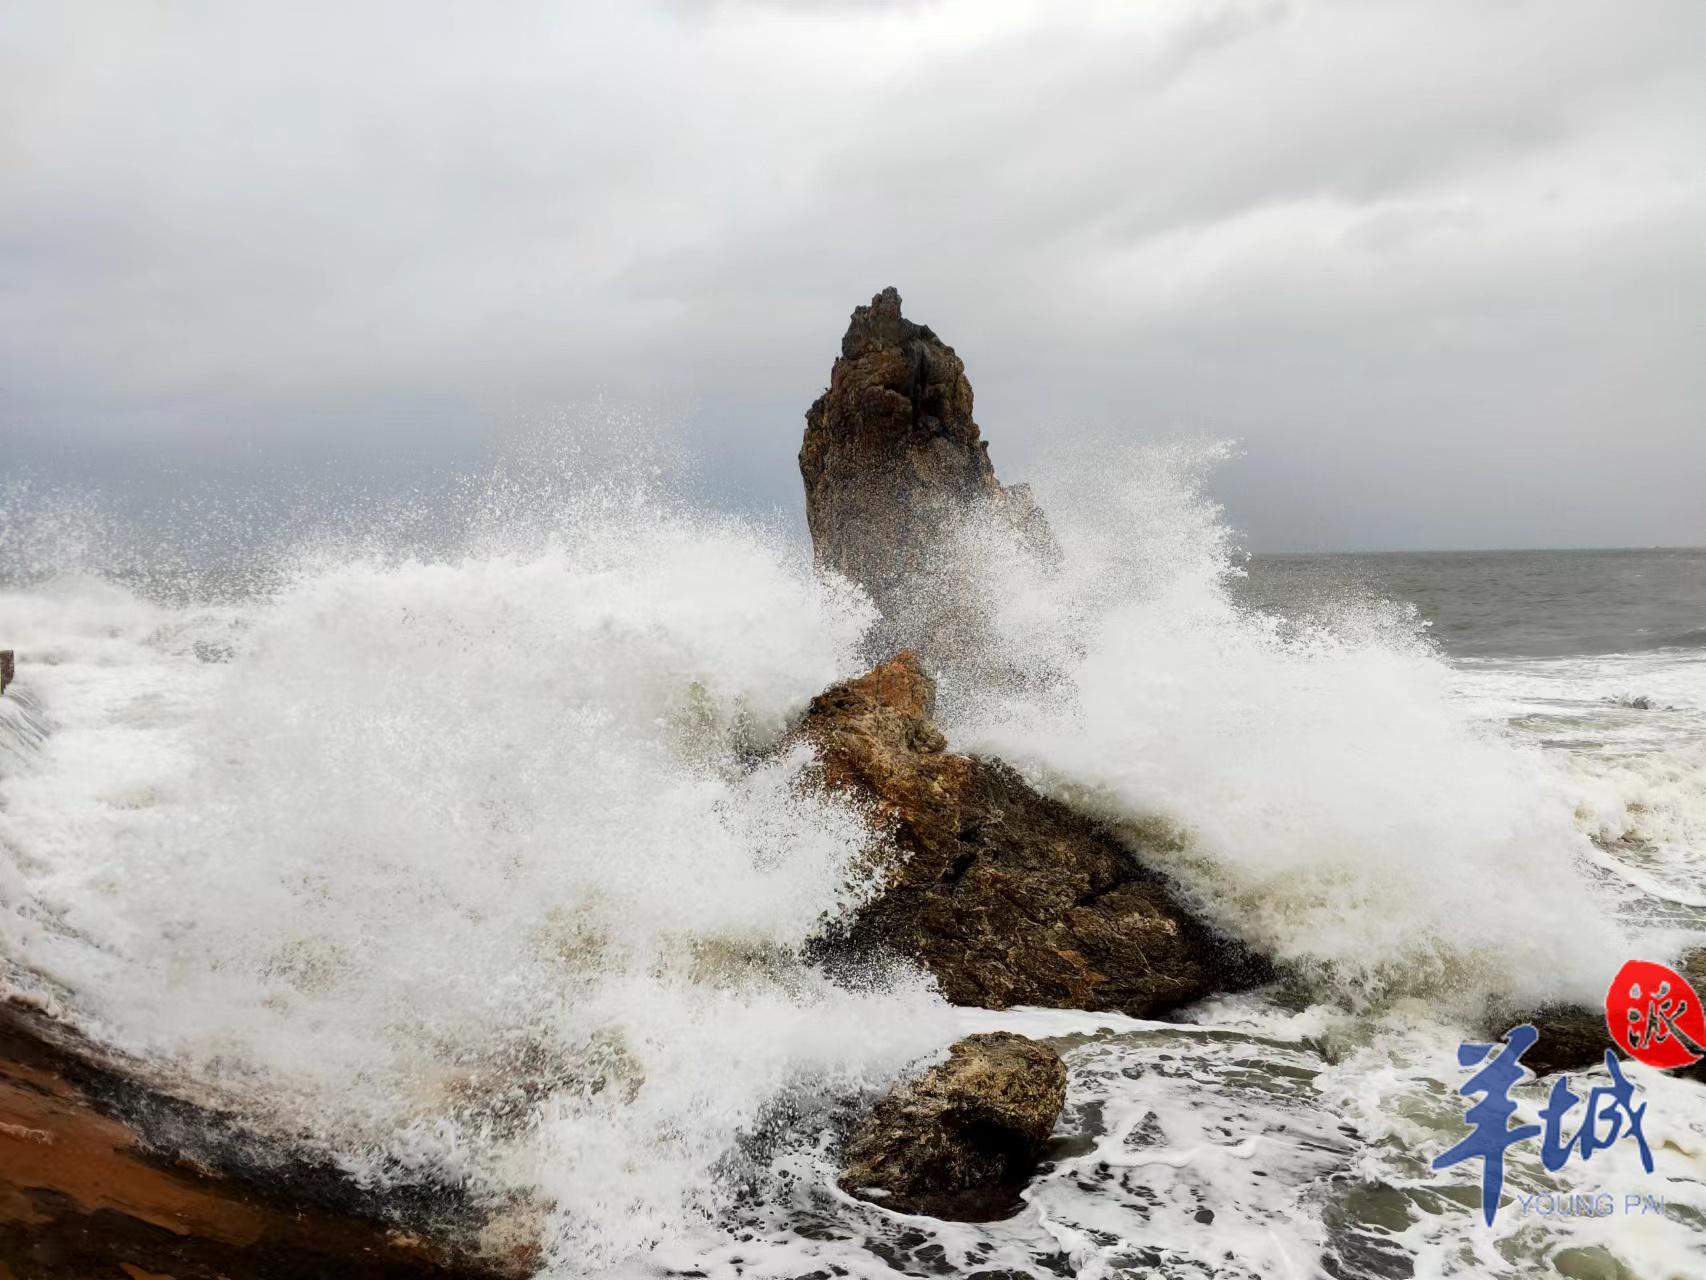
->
[[1637, 626, 1706, 652]]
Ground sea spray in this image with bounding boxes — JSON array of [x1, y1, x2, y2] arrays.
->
[[0, 483, 955, 1268], [0, 442, 1695, 1274], [937, 441, 1633, 1011]]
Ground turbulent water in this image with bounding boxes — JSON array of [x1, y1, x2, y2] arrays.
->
[[2, 447, 1703, 1278]]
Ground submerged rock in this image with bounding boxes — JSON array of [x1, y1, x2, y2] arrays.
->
[[1494, 1002, 1706, 1081], [1493, 947, 1706, 1079], [798, 652, 1267, 1015], [799, 288, 1052, 660], [838, 1032, 1066, 1220], [1494, 1004, 1609, 1077]]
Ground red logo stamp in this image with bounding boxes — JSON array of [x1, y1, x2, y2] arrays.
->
[[1605, 959, 1706, 1070]]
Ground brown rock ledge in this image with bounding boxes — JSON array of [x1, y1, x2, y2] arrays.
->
[[0, 996, 523, 1280], [798, 652, 1269, 1016]]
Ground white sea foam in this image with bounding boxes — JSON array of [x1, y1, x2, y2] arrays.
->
[[940, 443, 1637, 1010], [2, 448, 1702, 1275], [0, 485, 956, 1270], [1452, 651, 1706, 924]]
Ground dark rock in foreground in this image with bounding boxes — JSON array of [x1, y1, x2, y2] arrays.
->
[[1494, 1002, 1706, 1083], [1493, 1003, 1609, 1077], [1493, 949, 1706, 1080], [0, 996, 520, 1279], [838, 1032, 1066, 1220], [798, 652, 1268, 1015], [799, 288, 1052, 660]]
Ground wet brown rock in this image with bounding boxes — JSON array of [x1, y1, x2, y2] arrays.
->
[[838, 1032, 1066, 1220], [799, 288, 1051, 659], [1499, 1004, 1610, 1077], [798, 652, 1268, 1015], [1493, 948, 1706, 1080], [1678, 948, 1706, 1084], [1679, 946, 1706, 997], [0, 996, 523, 1280]]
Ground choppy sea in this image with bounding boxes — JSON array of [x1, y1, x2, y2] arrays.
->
[[2, 452, 1703, 1277]]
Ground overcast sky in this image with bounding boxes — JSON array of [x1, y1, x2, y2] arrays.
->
[[3, 0, 1703, 551]]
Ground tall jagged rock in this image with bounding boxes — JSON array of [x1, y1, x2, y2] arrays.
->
[[799, 288, 1050, 658], [797, 652, 1268, 1015]]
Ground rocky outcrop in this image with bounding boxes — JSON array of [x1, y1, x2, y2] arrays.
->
[[798, 652, 1267, 1014], [799, 288, 1051, 659], [838, 1032, 1066, 1220], [1491, 1004, 1608, 1077], [1490, 949, 1706, 1079], [0, 996, 522, 1280]]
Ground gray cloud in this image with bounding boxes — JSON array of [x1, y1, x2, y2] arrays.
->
[[3, 0, 1703, 550]]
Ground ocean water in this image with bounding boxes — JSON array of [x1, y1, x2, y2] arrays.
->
[[1, 450, 1703, 1278]]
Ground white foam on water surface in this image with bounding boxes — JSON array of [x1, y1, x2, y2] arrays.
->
[[2, 448, 1704, 1276], [939, 445, 1642, 1013], [0, 486, 960, 1270]]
